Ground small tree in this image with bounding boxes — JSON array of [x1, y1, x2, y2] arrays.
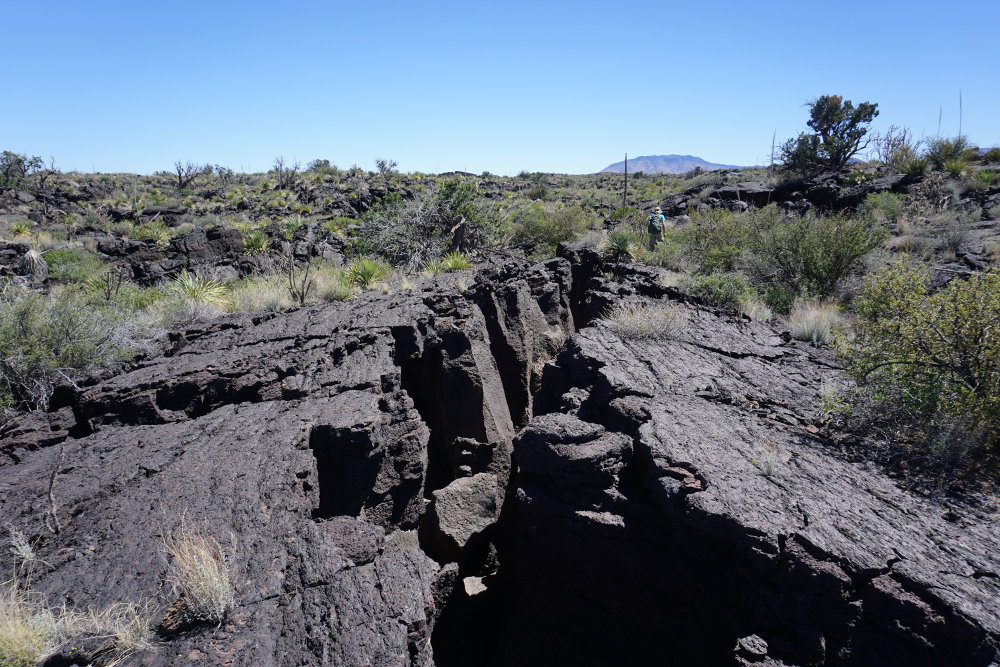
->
[[272, 156, 300, 189], [174, 161, 210, 189], [375, 158, 398, 187], [781, 95, 879, 174], [1, 151, 44, 190]]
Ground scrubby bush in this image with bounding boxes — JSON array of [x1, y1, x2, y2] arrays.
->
[[683, 272, 757, 308], [509, 202, 597, 253], [858, 192, 905, 224], [441, 252, 472, 270], [743, 209, 887, 298], [840, 263, 1000, 456], [925, 135, 978, 170], [603, 230, 640, 263], [242, 229, 271, 256], [684, 208, 747, 273], [166, 271, 230, 308], [43, 249, 103, 284], [0, 284, 143, 413]]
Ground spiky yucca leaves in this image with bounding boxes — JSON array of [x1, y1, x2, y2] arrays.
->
[[441, 252, 472, 270], [166, 271, 230, 307], [345, 257, 390, 288], [604, 230, 639, 263], [242, 229, 271, 256]]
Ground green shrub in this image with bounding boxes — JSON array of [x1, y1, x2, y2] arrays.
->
[[510, 202, 597, 253], [858, 192, 905, 223], [984, 147, 1000, 163], [683, 208, 747, 273], [44, 249, 104, 284], [743, 210, 887, 298], [604, 301, 687, 340], [423, 258, 446, 276], [970, 169, 997, 189], [925, 135, 977, 169], [944, 159, 968, 178], [322, 217, 354, 235], [840, 263, 1000, 456], [0, 284, 141, 412], [683, 272, 757, 308]]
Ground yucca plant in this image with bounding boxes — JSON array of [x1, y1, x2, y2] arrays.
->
[[423, 258, 447, 276], [9, 221, 33, 238], [166, 270, 230, 307], [242, 229, 271, 256], [346, 257, 390, 288], [441, 252, 472, 270], [604, 230, 638, 263], [134, 220, 171, 246]]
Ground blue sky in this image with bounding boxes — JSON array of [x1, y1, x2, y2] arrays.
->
[[4, 0, 997, 175]]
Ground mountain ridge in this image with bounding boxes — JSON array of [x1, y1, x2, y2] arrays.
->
[[601, 154, 742, 174]]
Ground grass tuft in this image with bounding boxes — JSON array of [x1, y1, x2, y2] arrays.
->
[[604, 301, 688, 341], [164, 522, 234, 625]]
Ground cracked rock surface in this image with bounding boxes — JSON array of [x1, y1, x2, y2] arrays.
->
[[0, 246, 997, 666]]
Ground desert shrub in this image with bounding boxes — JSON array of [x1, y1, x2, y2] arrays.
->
[[0, 284, 142, 412], [858, 192, 905, 224], [164, 522, 234, 625], [925, 135, 977, 169], [970, 169, 997, 189], [683, 208, 748, 273], [0, 580, 154, 667], [242, 229, 271, 256], [683, 272, 757, 308], [944, 159, 968, 178], [43, 249, 103, 284], [314, 268, 355, 302], [604, 301, 688, 340], [743, 210, 887, 298], [227, 274, 293, 312], [345, 257, 390, 288], [840, 263, 1000, 456], [0, 152, 43, 190], [873, 125, 923, 172], [638, 229, 689, 271], [784, 301, 844, 344], [885, 234, 934, 257], [509, 202, 597, 253], [360, 179, 496, 268], [984, 147, 1000, 163]]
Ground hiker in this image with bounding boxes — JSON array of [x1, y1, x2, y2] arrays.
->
[[647, 207, 666, 251]]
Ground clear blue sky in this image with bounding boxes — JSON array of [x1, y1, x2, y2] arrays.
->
[[4, 0, 997, 175]]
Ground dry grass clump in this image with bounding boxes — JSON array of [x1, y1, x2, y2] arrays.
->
[[0, 581, 156, 667], [164, 522, 234, 625], [885, 234, 933, 257], [604, 301, 688, 340], [784, 301, 845, 344], [228, 274, 294, 312], [0, 580, 63, 667], [738, 297, 774, 322]]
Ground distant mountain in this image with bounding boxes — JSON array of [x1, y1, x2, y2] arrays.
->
[[600, 155, 742, 174]]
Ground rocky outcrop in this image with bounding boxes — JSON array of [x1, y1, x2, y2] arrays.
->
[[0, 247, 997, 666], [498, 265, 1000, 666]]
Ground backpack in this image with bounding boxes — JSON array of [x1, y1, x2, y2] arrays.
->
[[647, 214, 663, 234]]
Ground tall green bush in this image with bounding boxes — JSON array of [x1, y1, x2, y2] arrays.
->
[[840, 264, 1000, 455]]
